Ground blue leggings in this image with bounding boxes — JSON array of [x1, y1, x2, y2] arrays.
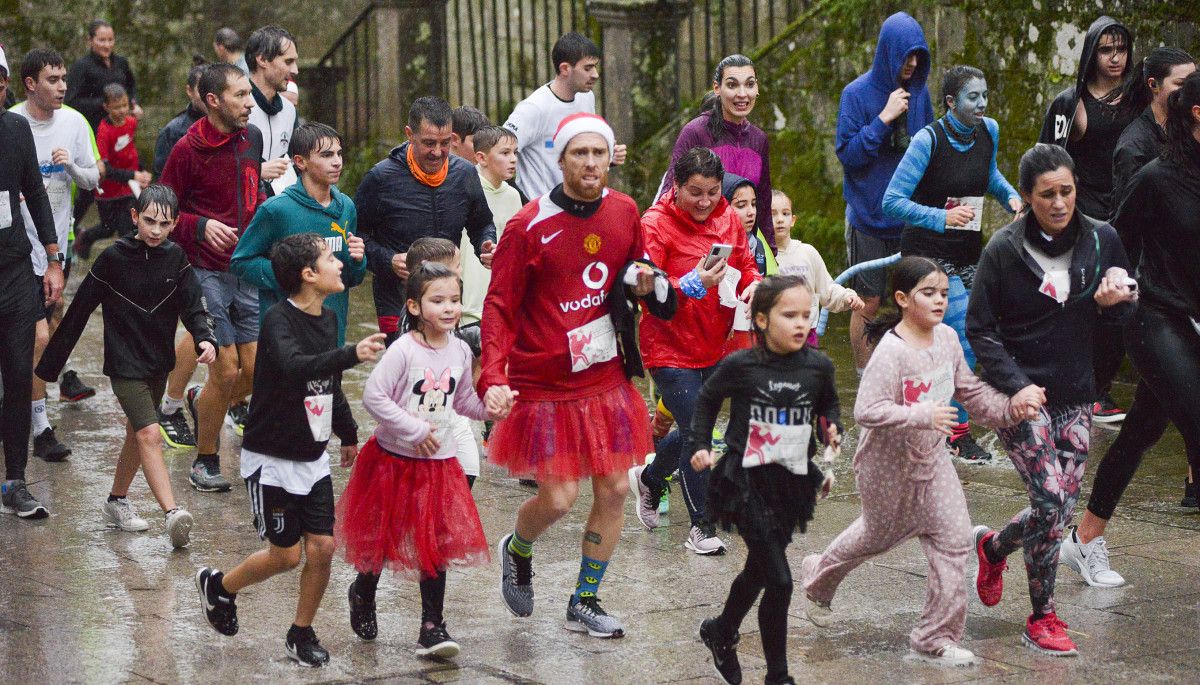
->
[[944, 274, 976, 424]]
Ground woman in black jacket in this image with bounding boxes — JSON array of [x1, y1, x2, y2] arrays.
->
[[1067, 72, 1200, 586], [966, 143, 1136, 656]]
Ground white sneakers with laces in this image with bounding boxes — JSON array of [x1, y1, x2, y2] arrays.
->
[[1061, 526, 1125, 587], [103, 498, 149, 531], [906, 643, 978, 667]]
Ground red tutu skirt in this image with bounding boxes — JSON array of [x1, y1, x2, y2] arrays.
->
[[488, 380, 652, 480], [335, 437, 489, 579]]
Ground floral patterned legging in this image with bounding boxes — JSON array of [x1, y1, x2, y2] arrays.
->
[[988, 404, 1091, 616]]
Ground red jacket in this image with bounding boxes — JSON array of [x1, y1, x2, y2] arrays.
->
[[96, 116, 139, 199], [639, 189, 760, 370], [159, 117, 265, 272]]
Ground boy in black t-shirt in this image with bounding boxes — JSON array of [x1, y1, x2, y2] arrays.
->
[[195, 233, 385, 668]]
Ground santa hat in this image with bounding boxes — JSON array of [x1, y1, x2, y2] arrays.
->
[[0, 45, 8, 79], [553, 112, 615, 158]]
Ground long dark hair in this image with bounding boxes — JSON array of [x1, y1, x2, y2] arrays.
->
[[1119, 47, 1195, 116], [863, 257, 945, 346], [1162, 71, 1200, 167], [1087, 23, 1135, 105], [707, 54, 754, 143], [750, 274, 812, 353], [401, 262, 461, 339]]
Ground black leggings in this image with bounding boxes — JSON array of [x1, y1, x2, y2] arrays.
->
[[0, 266, 38, 481], [355, 570, 448, 625], [79, 196, 136, 245], [1087, 306, 1200, 519], [716, 536, 793, 682]]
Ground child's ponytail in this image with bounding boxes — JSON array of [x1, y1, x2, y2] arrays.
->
[[863, 256, 944, 346]]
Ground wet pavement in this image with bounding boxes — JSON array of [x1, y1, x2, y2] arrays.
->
[[2, 270, 1197, 684]]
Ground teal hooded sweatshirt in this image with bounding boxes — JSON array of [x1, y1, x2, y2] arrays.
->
[[231, 180, 368, 345]]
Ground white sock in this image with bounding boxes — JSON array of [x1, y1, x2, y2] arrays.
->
[[160, 395, 184, 414], [31, 399, 50, 434]]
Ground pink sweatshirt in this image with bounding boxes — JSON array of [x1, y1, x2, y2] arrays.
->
[[853, 324, 1016, 481], [362, 332, 488, 459]]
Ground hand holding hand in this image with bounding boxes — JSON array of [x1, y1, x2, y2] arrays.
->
[[691, 449, 715, 472], [820, 470, 835, 499], [1094, 270, 1137, 307], [347, 232, 365, 262], [340, 443, 358, 467], [945, 205, 975, 229], [356, 333, 387, 362], [1010, 384, 1046, 421], [1008, 197, 1023, 213], [480, 240, 496, 269], [197, 340, 217, 365], [931, 403, 959, 436], [134, 170, 153, 188]]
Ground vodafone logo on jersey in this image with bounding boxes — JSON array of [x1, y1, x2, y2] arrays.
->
[[559, 261, 610, 313]]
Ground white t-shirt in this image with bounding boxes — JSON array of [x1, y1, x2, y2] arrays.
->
[[240, 448, 331, 496], [503, 83, 595, 200], [12, 103, 99, 275], [460, 168, 523, 324]]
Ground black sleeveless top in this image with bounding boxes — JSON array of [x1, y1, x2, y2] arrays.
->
[[900, 120, 993, 267], [1069, 90, 1137, 221]]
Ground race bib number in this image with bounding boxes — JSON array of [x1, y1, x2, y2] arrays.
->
[[718, 266, 742, 308], [1039, 269, 1070, 304], [732, 299, 752, 331], [743, 420, 810, 475], [945, 196, 984, 232], [45, 178, 70, 216], [270, 164, 298, 196], [0, 191, 10, 229], [567, 316, 618, 373], [304, 393, 333, 442], [902, 364, 954, 406]]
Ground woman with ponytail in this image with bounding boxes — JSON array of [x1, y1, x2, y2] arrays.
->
[[1064, 72, 1200, 589], [1112, 48, 1195, 205], [658, 54, 776, 250]]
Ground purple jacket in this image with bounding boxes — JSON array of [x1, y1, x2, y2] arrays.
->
[[659, 111, 774, 249]]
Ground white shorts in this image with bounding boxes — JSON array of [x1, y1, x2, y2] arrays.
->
[[452, 413, 480, 477]]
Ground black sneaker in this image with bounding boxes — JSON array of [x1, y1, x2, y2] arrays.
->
[[1092, 395, 1126, 424], [59, 370, 96, 402], [286, 625, 330, 667], [195, 567, 238, 636], [949, 432, 990, 463], [519, 479, 538, 488], [348, 579, 377, 640], [33, 427, 71, 462], [416, 622, 460, 658], [159, 408, 196, 449], [1182, 479, 1198, 509], [700, 617, 742, 684], [1, 479, 49, 519], [185, 385, 203, 434]]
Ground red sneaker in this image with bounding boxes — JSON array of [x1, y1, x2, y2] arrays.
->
[[973, 525, 1006, 607], [1023, 612, 1078, 656]]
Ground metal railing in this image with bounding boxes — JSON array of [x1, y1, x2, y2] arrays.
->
[[315, 3, 379, 145]]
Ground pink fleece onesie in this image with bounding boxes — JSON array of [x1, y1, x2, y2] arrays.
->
[[803, 324, 1016, 653]]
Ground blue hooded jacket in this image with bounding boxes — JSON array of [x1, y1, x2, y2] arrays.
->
[[836, 12, 933, 239]]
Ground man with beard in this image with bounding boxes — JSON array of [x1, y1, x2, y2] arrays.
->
[[483, 113, 666, 639], [160, 63, 265, 493]]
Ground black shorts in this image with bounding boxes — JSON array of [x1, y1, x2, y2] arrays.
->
[[245, 470, 335, 548]]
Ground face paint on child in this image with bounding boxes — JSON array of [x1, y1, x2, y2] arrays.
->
[[949, 77, 988, 128]]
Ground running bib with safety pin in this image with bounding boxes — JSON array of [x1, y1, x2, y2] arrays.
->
[[945, 196, 984, 232], [743, 420, 810, 475], [567, 316, 618, 373], [304, 393, 333, 441], [46, 178, 70, 216], [901, 364, 954, 406], [0, 191, 11, 229], [1039, 269, 1070, 304]]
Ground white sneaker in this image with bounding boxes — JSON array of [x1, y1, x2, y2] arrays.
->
[[684, 524, 726, 555], [165, 508, 194, 548], [1061, 527, 1124, 587], [906, 643, 977, 667], [628, 464, 660, 530], [102, 498, 150, 531], [805, 594, 834, 627]]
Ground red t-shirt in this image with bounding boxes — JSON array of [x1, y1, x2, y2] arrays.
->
[[479, 189, 644, 401], [97, 115, 139, 199]]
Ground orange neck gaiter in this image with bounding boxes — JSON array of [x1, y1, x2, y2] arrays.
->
[[407, 144, 448, 187]]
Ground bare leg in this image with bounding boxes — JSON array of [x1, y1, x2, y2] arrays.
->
[[582, 470, 629, 561], [294, 534, 335, 627], [166, 333, 199, 401], [849, 296, 881, 374], [32, 319, 49, 402], [196, 344, 239, 454], [514, 477, 580, 542], [134, 424, 176, 511], [111, 422, 142, 496], [222, 543, 302, 593], [229, 341, 256, 405]]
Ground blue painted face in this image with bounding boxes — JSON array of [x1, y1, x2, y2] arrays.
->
[[949, 77, 988, 127]]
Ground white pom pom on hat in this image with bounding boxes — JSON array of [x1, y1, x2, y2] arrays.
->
[[553, 112, 615, 158]]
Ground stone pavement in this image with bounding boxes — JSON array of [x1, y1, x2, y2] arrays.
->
[[1, 285, 1197, 684]]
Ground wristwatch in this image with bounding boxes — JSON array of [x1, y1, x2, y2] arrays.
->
[[53, 252, 66, 265]]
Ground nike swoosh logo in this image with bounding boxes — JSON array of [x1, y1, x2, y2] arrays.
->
[[541, 230, 564, 244]]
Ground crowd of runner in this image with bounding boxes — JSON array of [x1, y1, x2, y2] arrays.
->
[[0, 11, 1196, 682]]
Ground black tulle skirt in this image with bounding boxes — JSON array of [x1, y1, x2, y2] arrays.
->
[[706, 452, 823, 543]]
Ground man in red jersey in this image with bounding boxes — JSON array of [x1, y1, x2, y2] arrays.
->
[[481, 113, 664, 638]]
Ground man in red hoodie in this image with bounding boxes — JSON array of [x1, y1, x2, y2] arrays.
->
[[160, 62, 264, 493]]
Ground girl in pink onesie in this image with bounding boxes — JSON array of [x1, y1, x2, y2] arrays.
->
[[337, 263, 508, 658], [800, 256, 1040, 666]]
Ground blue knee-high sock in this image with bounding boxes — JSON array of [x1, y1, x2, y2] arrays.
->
[[946, 275, 974, 425], [573, 555, 609, 601]]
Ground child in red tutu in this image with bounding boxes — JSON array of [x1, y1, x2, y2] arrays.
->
[[337, 262, 509, 658]]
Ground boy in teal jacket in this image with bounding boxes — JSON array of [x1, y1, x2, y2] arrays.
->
[[232, 122, 367, 344]]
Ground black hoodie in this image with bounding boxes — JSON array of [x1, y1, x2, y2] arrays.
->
[[966, 212, 1134, 407], [36, 236, 216, 382]]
